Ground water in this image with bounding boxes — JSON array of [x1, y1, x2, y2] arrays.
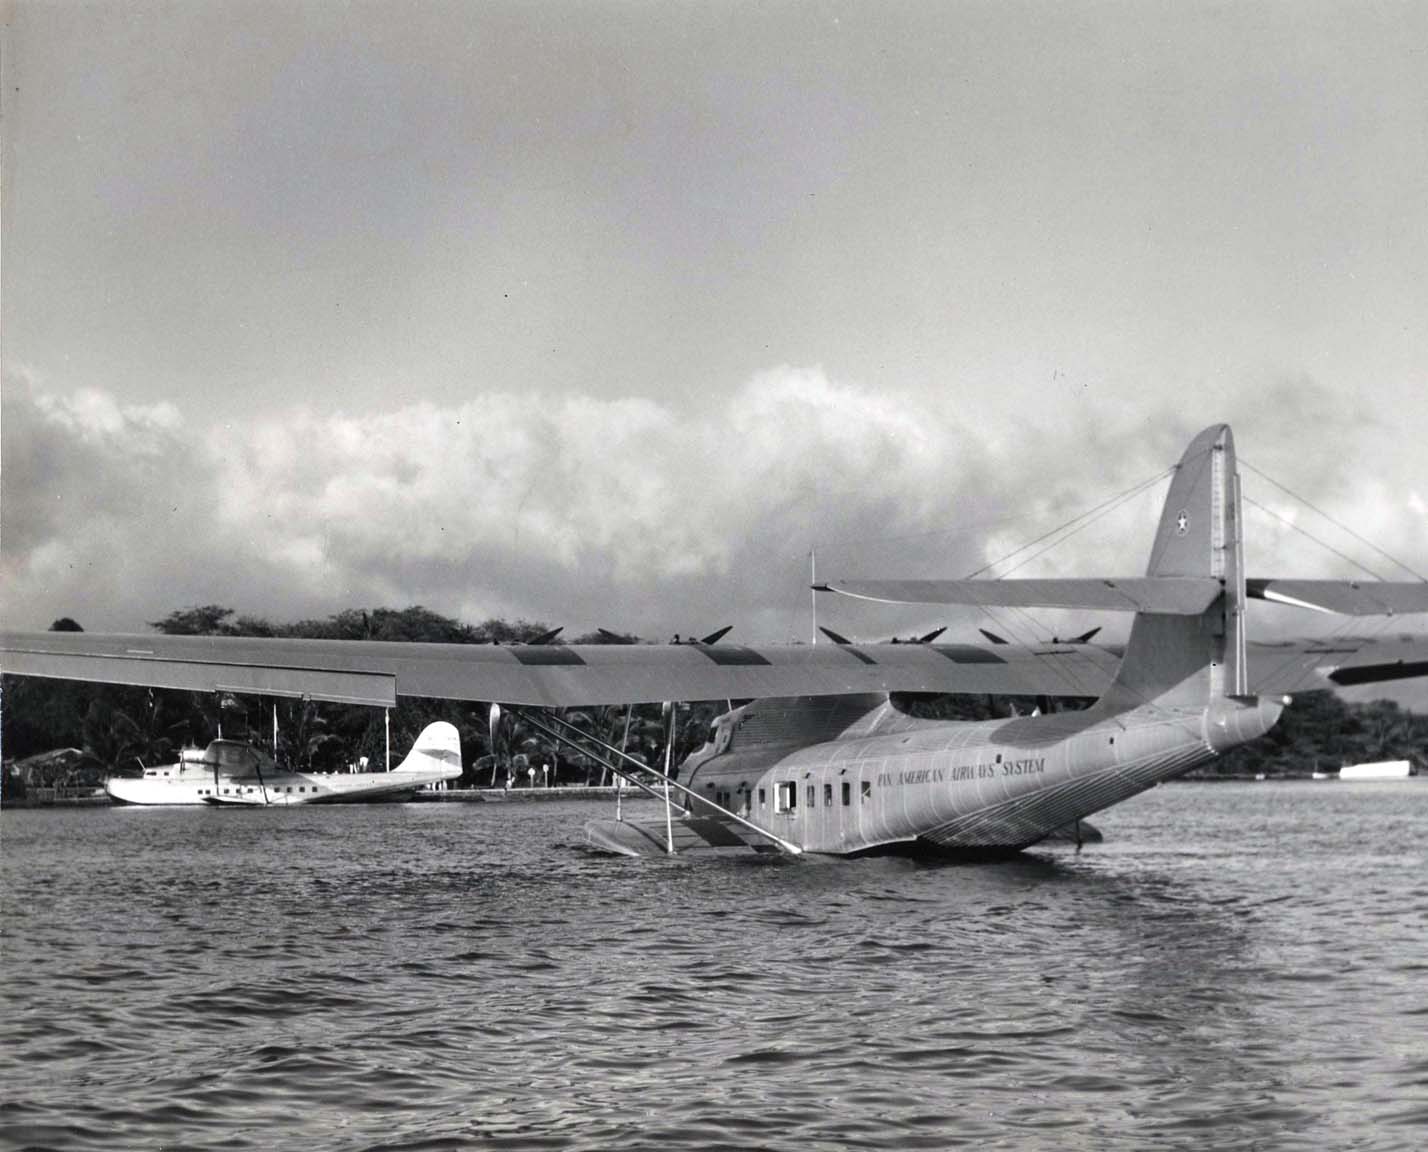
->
[[3, 782, 1426, 1151]]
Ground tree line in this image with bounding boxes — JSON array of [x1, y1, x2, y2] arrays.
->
[[1, 606, 715, 794], [3, 605, 1425, 791]]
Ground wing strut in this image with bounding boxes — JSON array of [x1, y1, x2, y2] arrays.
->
[[513, 708, 687, 812], [661, 701, 676, 855], [513, 709, 802, 856]]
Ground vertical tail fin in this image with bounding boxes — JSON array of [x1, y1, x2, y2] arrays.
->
[[1107, 424, 1246, 708], [394, 721, 464, 777]]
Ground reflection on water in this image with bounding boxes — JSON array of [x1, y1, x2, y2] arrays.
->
[[3, 781, 1426, 1150]]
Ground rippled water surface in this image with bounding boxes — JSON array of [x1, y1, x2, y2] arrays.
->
[[4, 782, 1427, 1151]]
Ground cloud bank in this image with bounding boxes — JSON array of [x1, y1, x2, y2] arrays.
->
[[4, 367, 1425, 652]]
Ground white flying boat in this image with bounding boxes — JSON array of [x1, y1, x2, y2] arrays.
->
[[104, 721, 463, 806]]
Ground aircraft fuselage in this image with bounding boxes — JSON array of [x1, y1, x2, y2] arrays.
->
[[678, 694, 1283, 854]]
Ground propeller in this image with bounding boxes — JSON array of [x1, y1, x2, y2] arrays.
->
[[595, 625, 733, 646], [820, 625, 946, 645], [666, 626, 733, 645], [596, 627, 640, 644], [979, 625, 1101, 646], [892, 626, 946, 645]]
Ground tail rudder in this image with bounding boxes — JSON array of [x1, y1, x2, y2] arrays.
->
[[1108, 424, 1246, 707], [395, 721, 463, 778]]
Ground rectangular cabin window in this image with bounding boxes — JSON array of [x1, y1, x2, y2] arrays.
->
[[758, 788, 766, 809], [806, 784, 816, 808], [842, 781, 851, 806], [775, 781, 796, 813], [823, 783, 833, 807], [861, 780, 872, 803]]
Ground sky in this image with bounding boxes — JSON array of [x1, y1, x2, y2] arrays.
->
[[3, 1, 1426, 691]]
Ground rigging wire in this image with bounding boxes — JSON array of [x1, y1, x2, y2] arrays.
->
[[966, 468, 1173, 579], [1238, 459, 1423, 693], [1242, 496, 1388, 583], [1240, 456, 1427, 582]]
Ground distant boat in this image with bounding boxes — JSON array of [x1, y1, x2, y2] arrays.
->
[[1310, 771, 1332, 781], [105, 722, 462, 806], [1337, 759, 1413, 781]]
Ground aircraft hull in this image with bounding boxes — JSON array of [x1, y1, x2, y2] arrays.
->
[[105, 766, 450, 806], [606, 696, 1283, 856]]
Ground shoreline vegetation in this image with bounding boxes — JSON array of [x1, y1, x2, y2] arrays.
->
[[4, 605, 1425, 803]]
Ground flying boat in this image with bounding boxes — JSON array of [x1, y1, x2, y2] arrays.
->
[[104, 721, 463, 806], [4, 425, 1426, 854]]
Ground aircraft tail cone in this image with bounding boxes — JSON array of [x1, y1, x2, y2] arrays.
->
[[1205, 695, 1287, 755]]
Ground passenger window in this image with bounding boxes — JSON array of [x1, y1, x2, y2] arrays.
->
[[806, 784, 816, 808], [775, 781, 796, 813], [823, 783, 833, 806], [758, 788, 766, 809], [861, 780, 872, 803], [842, 781, 851, 806]]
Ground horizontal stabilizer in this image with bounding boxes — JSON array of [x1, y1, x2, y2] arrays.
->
[[1247, 579, 1428, 616], [819, 577, 1222, 614]]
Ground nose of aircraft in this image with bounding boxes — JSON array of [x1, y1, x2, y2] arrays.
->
[[1204, 695, 1289, 755]]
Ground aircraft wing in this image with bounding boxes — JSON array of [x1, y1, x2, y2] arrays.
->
[[1248, 633, 1428, 695], [6, 628, 1424, 706], [0, 629, 1120, 706], [820, 577, 1222, 614]]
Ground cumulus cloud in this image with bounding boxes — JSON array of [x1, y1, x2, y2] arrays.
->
[[3, 367, 1424, 654]]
